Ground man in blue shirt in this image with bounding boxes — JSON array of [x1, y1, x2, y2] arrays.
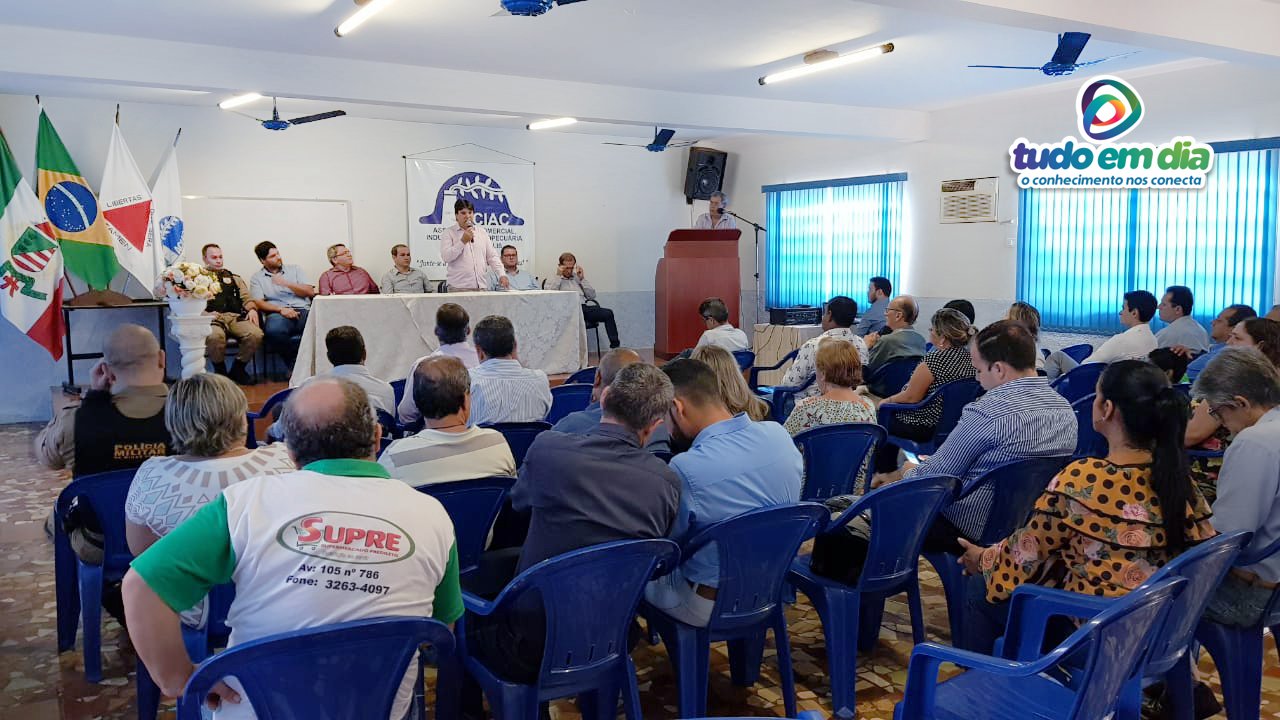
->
[[644, 358, 802, 626], [552, 348, 670, 452], [855, 276, 892, 336], [1180, 304, 1256, 382], [248, 241, 315, 365], [488, 245, 538, 291]]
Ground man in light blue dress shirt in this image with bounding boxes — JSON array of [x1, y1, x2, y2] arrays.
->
[[468, 315, 552, 425], [644, 358, 802, 626], [1155, 285, 1210, 355], [488, 245, 538, 291], [855, 276, 892, 336], [248, 241, 315, 365], [1182, 304, 1255, 382]]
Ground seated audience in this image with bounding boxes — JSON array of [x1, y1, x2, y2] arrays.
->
[[36, 324, 172, 476], [781, 295, 868, 401], [468, 315, 552, 425], [1005, 301, 1045, 371], [123, 378, 462, 718], [1044, 290, 1159, 379], [864, 295, 928, 396], [856, 276, 892, 336], [783, 338, 877, 436], [489, 245, 538, 291], [875, 308, 977, 473], [644, 359, 803, 626], [943, 299, 976, 324], [398, 303, 479, 425], [691, 345, 771, 422], [905, 320, 1076, 552], [380, 356, 515, 485], [551, 252, 620, 349], [249, 241, 315, 364], [1155, 285, 1209, 354], [201, 243, 261, 385], [124, 374, 295, 625], [318, 243, 378, 295], [552, 348, 671, 453], [1148, 347, 1191, 384], [311, 325, 395, 416], [957, 360, 1214, 654], [464, 363, 680, 686], [693, 297, 750, 352], [1182, 304, 1256, 382], [380, 243, 431, 294], [1230, 317, 1280, 366], [1195, 348, 1280, 631]]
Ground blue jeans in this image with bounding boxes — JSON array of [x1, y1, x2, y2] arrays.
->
[[263, 309, 308, 362]]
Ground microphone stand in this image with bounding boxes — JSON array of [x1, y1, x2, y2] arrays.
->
[[725, 210, 766, 325]]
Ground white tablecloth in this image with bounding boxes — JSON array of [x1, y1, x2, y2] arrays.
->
[[752, 323, 824, 385], [290, 291, 589, 386]]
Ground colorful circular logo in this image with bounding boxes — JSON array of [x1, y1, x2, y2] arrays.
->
[[1078, 76, 1143, 142]]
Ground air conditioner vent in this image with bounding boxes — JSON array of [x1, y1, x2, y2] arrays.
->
[[940, 176, 998, 223]]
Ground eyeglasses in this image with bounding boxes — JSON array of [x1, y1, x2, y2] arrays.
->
[[1207, 402, 1236, 420]]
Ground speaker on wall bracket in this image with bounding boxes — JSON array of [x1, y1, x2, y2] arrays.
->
[[685, 147, 727, 203]]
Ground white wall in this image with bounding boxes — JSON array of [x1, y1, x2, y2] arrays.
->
[[0, 95, 691, 421]]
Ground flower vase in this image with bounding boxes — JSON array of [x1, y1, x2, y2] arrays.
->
[[167, 296, 214, 378]]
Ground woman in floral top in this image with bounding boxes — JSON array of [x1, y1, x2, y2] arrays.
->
[[784, 338, 877, 435], [956, 360, 1215, 654]]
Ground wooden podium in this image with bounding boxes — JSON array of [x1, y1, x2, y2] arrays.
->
[[654, 229, 742, 358]]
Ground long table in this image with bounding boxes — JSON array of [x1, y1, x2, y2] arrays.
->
[[290, 290, 589, 386]]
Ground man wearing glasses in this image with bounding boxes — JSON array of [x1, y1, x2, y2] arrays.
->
[[318, 244, 378, 295], [693, 297, 749, 352], [864, 295, 927, 396]]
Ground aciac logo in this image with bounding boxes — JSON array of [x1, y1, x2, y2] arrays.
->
[[1009, 75, 1214, 190], [419, 172, 526, 226], [276, 511, 416, 565]]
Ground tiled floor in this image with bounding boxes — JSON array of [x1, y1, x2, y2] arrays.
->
[[4, 414, 1278, 718]]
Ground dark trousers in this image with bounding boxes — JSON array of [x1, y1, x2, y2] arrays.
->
[[582, 304, 620, 347], [263, 309, 308, 364], [960, 573, 1075, 655], [874, 417, 935, 473]]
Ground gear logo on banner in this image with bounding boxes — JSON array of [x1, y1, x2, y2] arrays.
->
[[419, 172, 527, 226]]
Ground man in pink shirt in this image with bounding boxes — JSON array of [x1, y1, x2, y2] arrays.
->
[[317, 244, 379, 295], [440, 199, 507, 292]]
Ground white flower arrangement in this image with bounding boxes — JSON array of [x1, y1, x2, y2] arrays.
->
[[160, 261, 222, 301]]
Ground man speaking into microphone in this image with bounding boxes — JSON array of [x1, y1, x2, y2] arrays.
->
[[694, 190, 737, 230], [440, 199, 507, 292]]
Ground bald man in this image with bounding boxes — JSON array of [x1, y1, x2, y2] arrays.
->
[[550, 349, 671, 453], [124, 378, 462, 717], [36, 324, 173, 476]]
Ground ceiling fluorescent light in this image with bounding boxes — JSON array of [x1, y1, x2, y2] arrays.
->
[[758, 42, 895, 85], [335, 0, 400, 37], [526, 117, 578, 130], [218, 92, 263, 110]]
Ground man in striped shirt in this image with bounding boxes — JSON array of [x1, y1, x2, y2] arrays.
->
[[905, 320, 1076, 552], [468, 315, 552, 425]]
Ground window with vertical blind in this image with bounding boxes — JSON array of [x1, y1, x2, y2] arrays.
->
[[1017, 139, 1279, 333], [763, 173, 905, 309]]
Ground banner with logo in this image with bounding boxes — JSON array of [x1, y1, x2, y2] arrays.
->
[[405, 158, 535, 282]]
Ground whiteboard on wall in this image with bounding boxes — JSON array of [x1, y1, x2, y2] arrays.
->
[[180, 196, 354, 284]]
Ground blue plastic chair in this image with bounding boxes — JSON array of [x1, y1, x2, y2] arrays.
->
[[893, 577, 1187, 720], [137, 583, 236, 720], [748, 348, 799, 391], [641, 503, 828, 718], [177, 617, 458, 720], [788, 475, 960, 714], [732, 349, 756, 372], [864, 356, 921, 397], [460, 538, 680, 720], [245, 386, 293, 448], [1194, 534, 1280, 720], [878, 378, 983, 460], [391, 377, 408, 409], [922, 456, 1071, 644], [414, 476, 515, 577], [995, 531, 1250, 720], [53, 468, 135, 682], [793, 422, 887, 500], [767, 377, 816, 423], [1061, 342, 1095, 364], [1051, 361, 1107, 405], [567, 366, 598, 385], [481, 421, 551, 468], [547, 383, 594, 424], [1069, 393, 1108, 459]]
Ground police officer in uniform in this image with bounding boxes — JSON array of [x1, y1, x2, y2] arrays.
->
[[202, 243, 262, 385]]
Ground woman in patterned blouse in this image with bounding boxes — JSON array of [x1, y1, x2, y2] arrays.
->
[[783, 338, 877, 435], [955, 360, 1215, 654]]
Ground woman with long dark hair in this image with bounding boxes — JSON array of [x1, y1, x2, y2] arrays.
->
[[956, 360, 1215, 654]]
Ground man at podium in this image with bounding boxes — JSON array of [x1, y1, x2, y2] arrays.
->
[[693, 191, 737, 230]]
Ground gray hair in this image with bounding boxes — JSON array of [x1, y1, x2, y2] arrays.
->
[[280, 378, 378, 466], [165, 373, 249, 456], [1192, 346, 1280, 409], [931, 308, 975, 346], [710, 190, 729, 205], [601, 363, 674, 434]]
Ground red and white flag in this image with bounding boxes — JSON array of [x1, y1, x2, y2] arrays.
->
[[100, 122, 161, 286]]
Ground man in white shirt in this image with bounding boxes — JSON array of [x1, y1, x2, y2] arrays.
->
[[381, 356, 516, 485], [488, 244, 538, 291], [468, 315, 552, 425], [694, 191, 737, 230], [440, 199, 507, 292], [1155, 285, 1210, 355], [781, 296, 869, 401], [693, 297, 749, 352], [398, 303, 479, 425], [1044, 290, 1159, 379], [312, 326, 396, 416]]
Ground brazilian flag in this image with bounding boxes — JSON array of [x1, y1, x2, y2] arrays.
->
[[36, 108, 119, 290]]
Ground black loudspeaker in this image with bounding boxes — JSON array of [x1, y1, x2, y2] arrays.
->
[[684, 147, 727, 203]]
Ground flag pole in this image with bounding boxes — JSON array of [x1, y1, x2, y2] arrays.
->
[[173, 128, 182, 147], [114, 104, 120, 125]]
